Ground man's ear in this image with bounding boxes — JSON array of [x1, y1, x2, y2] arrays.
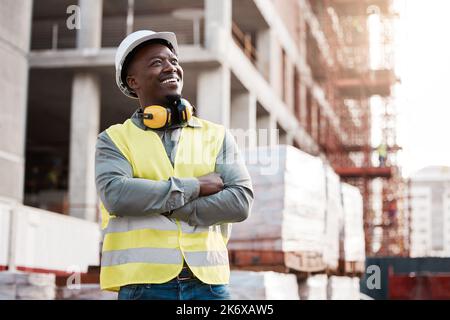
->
[[126, 74, 139, 92]]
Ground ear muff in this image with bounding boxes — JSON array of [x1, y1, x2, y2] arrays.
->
[[142, 105, 171, 129], [140, 98, 194, 129], [178, 98, 193, 123]]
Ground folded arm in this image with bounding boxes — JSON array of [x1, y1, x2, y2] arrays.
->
[[170, 130, 254, 226], [95, 131, 200, 217]]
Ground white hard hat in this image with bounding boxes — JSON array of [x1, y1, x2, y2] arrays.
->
[[115, 30, 179, 99]]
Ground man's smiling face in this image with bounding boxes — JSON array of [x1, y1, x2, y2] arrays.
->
[[126, 42, 183, 106]]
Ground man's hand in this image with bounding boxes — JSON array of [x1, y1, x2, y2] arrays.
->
[[197, 173, 224, 197]]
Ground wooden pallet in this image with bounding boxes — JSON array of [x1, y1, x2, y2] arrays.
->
[[55, 266, 100, 287], [229, 250, 326, 273], [55, 273, 100, 287], [332, 259, 365, 277]]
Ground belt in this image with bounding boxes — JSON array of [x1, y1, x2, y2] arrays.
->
[[176, 265, 197, 281]]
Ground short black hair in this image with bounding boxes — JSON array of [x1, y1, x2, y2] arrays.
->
[[121, 38, 176, 89]]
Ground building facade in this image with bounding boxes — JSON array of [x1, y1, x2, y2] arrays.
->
[[409, 166, 450, 257]]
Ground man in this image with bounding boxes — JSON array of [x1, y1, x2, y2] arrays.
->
[[377, 143, 387, 167], [95, 30, 253, 300]]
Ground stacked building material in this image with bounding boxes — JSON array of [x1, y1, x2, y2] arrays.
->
[[56, 284, 117, 300], [226, 145, 365, 299], [53, 266, 117, 300], [6, 204, 100, 274], [230, 270, 299, 300], [229, 145, 327, 271], [408, 186, 432, 257], [298, 274, 328, 300], [323, 165, 342, 271], [327, 276, 361, 300], [340, 183, 365, 269], [0, 202, 11, 271], [0, 271, 55, 300]]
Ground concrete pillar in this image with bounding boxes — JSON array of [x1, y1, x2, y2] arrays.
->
[[77, 0, 103, 49], [310, 100, 319, 142], [269, 37, 282, 98], [69, 74, 100, 221], [256, 29, 271, 81], [204, 0, 232, 55], [256, 29, 282, 96], [299, 83, 308, 127], [257, 114, 278, 147], [298, 5, 307, 60], [285, 57, 294, 112], [0, 0, 33, 202], [68, 0, 102, 221], [197, 0, 232, 127], [197, 67, 231, 127], [230, 92, 257, 150]]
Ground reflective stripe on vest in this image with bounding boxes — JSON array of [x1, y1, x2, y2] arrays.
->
[[99, 117, 228, 291]]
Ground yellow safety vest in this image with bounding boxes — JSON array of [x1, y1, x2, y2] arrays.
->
[[99, 117, 229, 292]]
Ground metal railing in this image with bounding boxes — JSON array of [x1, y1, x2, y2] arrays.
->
[[231, 22, 257, 65], [31, 12, 205, 50]]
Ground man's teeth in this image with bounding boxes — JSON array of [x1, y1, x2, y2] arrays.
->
[[162, 79, 178, 84]]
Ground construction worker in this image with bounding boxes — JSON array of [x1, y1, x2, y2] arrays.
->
[[377, 143, 388, 167], [95, 30, 253, 300]]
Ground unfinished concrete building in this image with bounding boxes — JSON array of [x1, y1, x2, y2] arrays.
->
[[0, 0, 404, 279]]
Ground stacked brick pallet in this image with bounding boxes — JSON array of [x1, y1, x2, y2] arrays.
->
[[297, 274, 361, 300], [230, 270, 299, 300], [323, 165, 342, 272], [327, 276, 361, 300], [0, 271, 55, 300], [339, 183, 366, 275], [0, 269, 117, 300], [227, 145, 365, 299], [55, 284, 117, 300], [298, 274, 328, 300], [0, 201, 104, 300], [229, 145, 327, 272], [54, 267, 117, 300]]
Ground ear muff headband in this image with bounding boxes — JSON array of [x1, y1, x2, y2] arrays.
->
[[179, 98, 193, 122]]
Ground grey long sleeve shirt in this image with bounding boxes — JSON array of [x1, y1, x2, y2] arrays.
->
[[95, 110, 253, 227]]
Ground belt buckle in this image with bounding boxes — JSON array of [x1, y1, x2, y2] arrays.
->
[[177, 267, 193, 281]]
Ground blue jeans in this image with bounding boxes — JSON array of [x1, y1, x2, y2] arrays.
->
[[118, 278, 231, 300]]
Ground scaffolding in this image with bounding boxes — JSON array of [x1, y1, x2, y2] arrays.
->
[[308, 0, 405, 256]]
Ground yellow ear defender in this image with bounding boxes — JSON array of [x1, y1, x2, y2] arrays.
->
[[178, 98, 193, 123], [140, 98, 193, 130], [142, 105, 172, 129]]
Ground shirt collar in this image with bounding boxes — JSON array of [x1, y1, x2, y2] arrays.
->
[[130, 109, 202, 131]]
